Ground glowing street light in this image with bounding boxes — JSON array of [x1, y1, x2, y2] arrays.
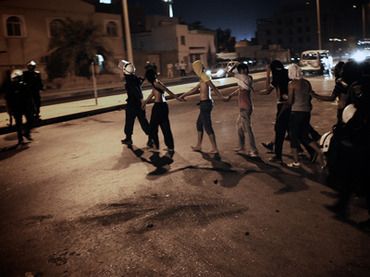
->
[[162, 0, 174, 18]]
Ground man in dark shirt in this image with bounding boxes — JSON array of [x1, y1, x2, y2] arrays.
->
[[260, 60, 291, 163], [23, 60, 43, 120], [118, 60, 151, 146], [6, 70, 34, 145]]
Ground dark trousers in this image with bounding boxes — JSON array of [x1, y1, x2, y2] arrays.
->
[[196, 100, 214, 135], [32, 91, 41, 117], [274, 103, 291, 159], [14, 109, 33, 143], [289, 111, 313, 149], [150, 103, 174, 149], [124, 105, 150, 138]]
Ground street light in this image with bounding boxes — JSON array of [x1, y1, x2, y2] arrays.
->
[[162, 0, 174, 18]]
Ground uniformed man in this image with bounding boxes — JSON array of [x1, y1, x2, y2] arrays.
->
[[118, 60, 151, 146], [23, 60, 44, 120], [6, 70, 34, 145]]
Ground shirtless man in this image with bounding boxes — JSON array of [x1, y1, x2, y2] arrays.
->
[[142, 68, 183, 155], [178, 60, 228, 154]]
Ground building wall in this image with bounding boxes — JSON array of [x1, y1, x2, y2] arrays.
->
[[0, 0, 125, 84], [132, 21, 216, 74], [256, 1, 363, 55]]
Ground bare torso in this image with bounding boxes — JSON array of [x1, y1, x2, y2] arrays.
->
[[199, 81, 212, 101]]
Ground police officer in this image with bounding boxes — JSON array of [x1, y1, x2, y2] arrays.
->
[[6, 70, 34, 145], [23, 60, 44, 120], [326, 61, 370, 228], [118, 60, 151, 146]]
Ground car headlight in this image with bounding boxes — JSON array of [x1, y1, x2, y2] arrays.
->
[[206, 70, 212, 76], [216, 69, 225, 76], [351, 51, 366, 62]]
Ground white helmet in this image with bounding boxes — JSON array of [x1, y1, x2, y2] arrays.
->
[[27, 60, 37, 67], [118, 59, 135, 75], [10, 69, 23, 80], [319, 131, 333, 153], [342, 104, 357, 124]]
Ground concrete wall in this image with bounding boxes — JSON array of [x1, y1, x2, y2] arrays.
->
[[0, 0, 125, 85]]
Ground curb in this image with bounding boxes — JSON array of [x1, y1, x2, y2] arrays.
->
[[0, 77, 266, 135]]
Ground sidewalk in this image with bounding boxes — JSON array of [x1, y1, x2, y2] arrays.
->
[[0, 72, 268, 134]]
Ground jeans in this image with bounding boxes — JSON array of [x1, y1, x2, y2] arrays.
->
[[237, 108, 257, 152]]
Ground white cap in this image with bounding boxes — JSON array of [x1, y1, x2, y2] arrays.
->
[[27, 60, 37, 67], [118, 59, 135, 75], [342, 104, 357, 124], [10, 69, 23, 79]]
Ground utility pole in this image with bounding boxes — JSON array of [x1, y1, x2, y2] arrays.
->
[[122, 0, 133, 63], [362, 3, 367, 39], [316, 0, 322, 49]]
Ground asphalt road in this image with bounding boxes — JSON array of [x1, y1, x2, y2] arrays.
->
[[0, 77, 369, 277]]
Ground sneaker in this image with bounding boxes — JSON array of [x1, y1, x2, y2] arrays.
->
[[121, 137, 133, 145], [287, 162, 301, 168], [247, 151, 259, 158], [269, 156, 282, 163], [261, 142, 274, 152]]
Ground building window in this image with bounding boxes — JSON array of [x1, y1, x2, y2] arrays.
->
[[106, 21, 118, 37], [6, 16, 23, 37], [49, 19, 64, 37], [180, 35, 186, 45]]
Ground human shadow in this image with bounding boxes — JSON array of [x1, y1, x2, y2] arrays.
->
[[237, 153, 310, 194], [111, 144, 145, 171], [146, 152, 174, 176], [0, 143, 30, 161], [188, 151, 257, 188], [117, 144, 174, 177]]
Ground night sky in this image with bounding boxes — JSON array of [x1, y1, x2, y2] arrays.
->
[[129, 0, 288, 40]]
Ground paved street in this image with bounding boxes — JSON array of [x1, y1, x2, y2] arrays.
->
[[1, 76, 369, 276]]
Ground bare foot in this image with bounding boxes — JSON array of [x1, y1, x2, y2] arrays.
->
[[208, 149, 219, 154], [234, 147, 245, 153], [191, 145, 202, 152]]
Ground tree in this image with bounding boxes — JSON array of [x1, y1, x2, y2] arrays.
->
[[46, 18, 110, 80]]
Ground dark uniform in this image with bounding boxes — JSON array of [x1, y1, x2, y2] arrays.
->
[[6, 72, 34, 144], [23, 67, 43, 120], [122, 74, 150, 145], [326, 62, 370, 226]]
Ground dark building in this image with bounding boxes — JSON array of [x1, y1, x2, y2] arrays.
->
[[256, 0, 367, 55]]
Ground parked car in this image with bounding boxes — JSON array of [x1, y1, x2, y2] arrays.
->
[[205, 60, 239, 79], [299, 50, 333, 75]]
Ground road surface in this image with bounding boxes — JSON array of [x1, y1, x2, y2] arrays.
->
[[0, 76, 369, 277]]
